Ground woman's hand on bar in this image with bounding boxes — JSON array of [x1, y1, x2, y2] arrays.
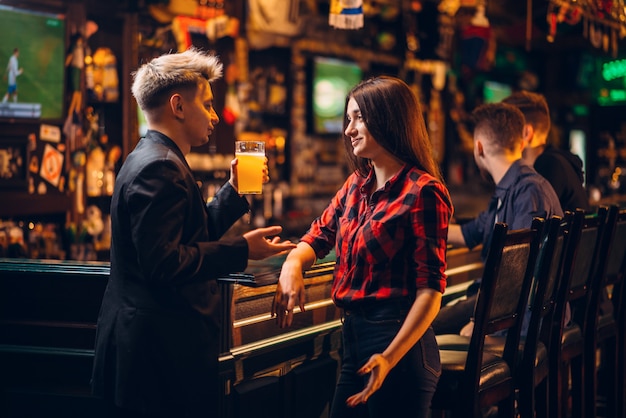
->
[[272, 242, 316, 328], [272, 258, 306, 328]]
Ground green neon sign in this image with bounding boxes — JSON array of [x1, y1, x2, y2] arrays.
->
[[598, 89, 626, 105], [602, 59, 626, 81]]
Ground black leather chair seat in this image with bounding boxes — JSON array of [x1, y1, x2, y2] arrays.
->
[[437, 334, 549, 383], [560, 323, 582, 360], [436, 334, 473, 351], [531, 342, 549, 386], [436, 334, 506, 354], [437, 350, 512, 392], [596, 313, 617, 341]]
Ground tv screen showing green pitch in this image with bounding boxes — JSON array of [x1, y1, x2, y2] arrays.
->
[[0, 5, 65, 121]]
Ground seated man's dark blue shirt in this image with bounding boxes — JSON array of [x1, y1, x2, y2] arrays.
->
[[461, 159, 564, 261]]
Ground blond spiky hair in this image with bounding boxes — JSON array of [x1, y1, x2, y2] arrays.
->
[[131, 47, 223, 111]]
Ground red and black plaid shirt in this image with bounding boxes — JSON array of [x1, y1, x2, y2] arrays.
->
[[301, 164, 453, 309]]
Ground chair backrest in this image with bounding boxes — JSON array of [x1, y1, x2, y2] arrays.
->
[[584, 205, 619, 332], [522, 215, 568, 369], [573, 208, 613, 326], [602, 207, 626, 305], [548, 207, 610, 348], [556, 208, 608, 325], [464, 220, 543, 399]]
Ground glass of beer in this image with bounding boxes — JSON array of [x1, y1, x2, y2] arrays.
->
[[235, 141, 265, 194]]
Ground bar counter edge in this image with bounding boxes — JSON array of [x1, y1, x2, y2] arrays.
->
[[0, 247, 482, 418]]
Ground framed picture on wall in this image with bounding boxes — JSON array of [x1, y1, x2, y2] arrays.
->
[[0, 137, 29, 189]]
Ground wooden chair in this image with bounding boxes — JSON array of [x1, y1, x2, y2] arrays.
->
[[548, 207, 611, 418], [516, 215, 570, 418], [608, 209, 626, 418], [584, 205, 624, 418], [430, 221, 542, 418], [436, 217, 567, 418]]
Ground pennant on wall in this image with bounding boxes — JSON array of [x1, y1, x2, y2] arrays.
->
[[329, 0, 363, 30], [40, 143, 64, 187]]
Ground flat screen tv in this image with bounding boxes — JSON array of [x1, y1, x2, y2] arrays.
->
[[0, 5, 65, 121], [310, 57, 362, 135]]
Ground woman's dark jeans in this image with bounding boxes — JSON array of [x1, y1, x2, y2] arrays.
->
[[330, 300, 441, 418]]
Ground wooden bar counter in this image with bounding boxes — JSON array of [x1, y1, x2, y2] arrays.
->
[[0, 247, 482, 418]]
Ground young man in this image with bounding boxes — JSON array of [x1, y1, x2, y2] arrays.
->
[[91, 48, 295, 418], [432, 102, 563, 335], [503, 91, 589, 212]]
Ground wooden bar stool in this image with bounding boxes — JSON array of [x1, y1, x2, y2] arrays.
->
[[436, 216, 569, 418], [610, 209, 626, 418], [584, 205, 624, 418], [517, 215, 570, 418], [431, 221, 542, 418], [548, 207, 610, 418]]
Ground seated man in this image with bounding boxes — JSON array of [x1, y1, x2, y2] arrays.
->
[[502, 91, 589, 212], [432, 102, 563, 335]]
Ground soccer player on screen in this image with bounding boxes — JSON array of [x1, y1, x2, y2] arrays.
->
[[3, 48, 23, 103]]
